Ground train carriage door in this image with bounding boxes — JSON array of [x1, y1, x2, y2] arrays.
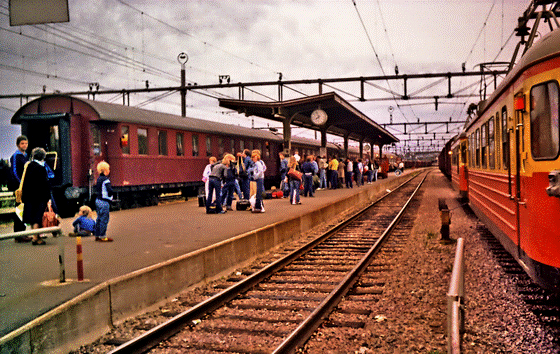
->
[[89, 122, 116, 198], [20, 113, 71, 187], [514, 92, 526, 258]]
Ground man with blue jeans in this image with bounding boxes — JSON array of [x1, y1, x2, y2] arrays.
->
[[206, 154, 234, 214]]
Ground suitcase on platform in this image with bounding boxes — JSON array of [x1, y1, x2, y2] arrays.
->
[[198, 194, 206, 207], [236, 199, 250, 211]]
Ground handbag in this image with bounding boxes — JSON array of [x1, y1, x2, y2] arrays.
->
[[42, 201, 59, 228], [287, 168, 302, 181], [14, 161, 29, 204]]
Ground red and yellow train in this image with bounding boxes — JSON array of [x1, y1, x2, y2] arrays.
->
[[441, 28, 560, 291]]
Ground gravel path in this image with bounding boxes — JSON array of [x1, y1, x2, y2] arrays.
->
[[354, 170, 559, 353]]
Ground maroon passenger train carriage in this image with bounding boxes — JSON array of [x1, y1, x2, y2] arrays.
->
[[11, 95, 356, 216]]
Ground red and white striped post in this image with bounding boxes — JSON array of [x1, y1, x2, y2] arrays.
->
[[76, 236, 84, 281]]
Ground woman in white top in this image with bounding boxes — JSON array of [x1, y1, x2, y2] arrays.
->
[[202, 156, 217, 202]]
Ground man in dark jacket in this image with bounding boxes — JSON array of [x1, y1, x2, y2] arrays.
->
[[9, 135, 29, 240]]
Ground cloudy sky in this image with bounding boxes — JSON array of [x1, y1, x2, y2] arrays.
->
[[0, 0, 545, 158]]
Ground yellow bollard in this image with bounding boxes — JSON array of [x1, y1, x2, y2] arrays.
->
[[76, 237, 84, 281]]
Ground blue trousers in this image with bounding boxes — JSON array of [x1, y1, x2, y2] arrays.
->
[[290, 180, 301, 204], [345, 171, 353, 188], [303, 174, 314, 197], [330, 171, 338, 189], [95, 199, 110, 237], [240, 177, 250, 200], [207, 178, 223, 212]]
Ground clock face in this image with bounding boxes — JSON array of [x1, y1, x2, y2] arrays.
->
[[311, 109, 328, 125]]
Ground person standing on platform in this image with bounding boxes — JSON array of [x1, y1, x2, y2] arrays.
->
[[301, 156, 315, 198], [222, 154, 238, 211], [278, 152, 289, 196], [294, 151, 301, 163], [287, 156, 301, 205], [202, 156, 217, 203], [355, 158, 363, 187], [9, 135, 30, 242], [337, 158, 345, 188], [310, 155, 319, 193], [317, 155, 327, 190], [240, 149, 252, 200], [95, 161, 113, 242], [328, 155, 338, 189], [206, 154, 233, 214], [250, 151, 266, 213], [373, 159, 379, 182], [345, 158, 354, 188], [21, 148, 51, 245]]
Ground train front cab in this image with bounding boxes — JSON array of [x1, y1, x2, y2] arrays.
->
[[518, 79, 560, 291], [467, 76, 560, 291]]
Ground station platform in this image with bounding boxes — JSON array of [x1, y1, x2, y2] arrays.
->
[[0, 170, 420, 353]]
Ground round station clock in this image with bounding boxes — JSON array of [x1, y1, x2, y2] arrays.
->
[[311, 109, 328, 125]]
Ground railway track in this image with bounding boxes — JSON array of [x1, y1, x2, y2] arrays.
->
[[107, 172, 428, 354]]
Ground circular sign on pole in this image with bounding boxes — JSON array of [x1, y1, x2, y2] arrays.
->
[[177, 52, 189, 66]]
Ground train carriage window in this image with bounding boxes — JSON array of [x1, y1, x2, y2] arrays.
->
[[206, 136, 212, 157], [256, 142, 262, 156], [138, 128, 148, 155], [230, 139, 234, 154], [176, 133, 184, 156], [495, 113, 501, 169], [239, 140, 244, 151], [481, 123, 487, 168], [502, 108, 509, 169], [489, 118, 495, 169], [121, 126, 130, 154], [192, 134, 199, 157], [158, 130, 168, 156], [475, 129, 480, 167], [530, 81, 560, 159], [469, 134, 474, 167], [218, 137, 224, 156], [248, 141, 253, 151], [92, 125, 101, 156], [460, 141, 467, 167], [265, 141, 270, 158]]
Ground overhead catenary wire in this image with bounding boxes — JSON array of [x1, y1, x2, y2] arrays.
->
[[115, 0, 281, 78], [351, 0, 411, 125]]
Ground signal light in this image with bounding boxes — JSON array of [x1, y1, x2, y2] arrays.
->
[[514, 95, 525, 112]]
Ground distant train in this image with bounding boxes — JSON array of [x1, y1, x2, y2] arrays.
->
[[10, 95, 378, 216], [440, 28, 560, 291]]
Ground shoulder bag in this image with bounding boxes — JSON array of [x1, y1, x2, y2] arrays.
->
[[287, 168, 302, 181], [14, 161, 29, 204]]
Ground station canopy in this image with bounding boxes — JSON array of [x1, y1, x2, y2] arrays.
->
[[219, 92, 398, 147]]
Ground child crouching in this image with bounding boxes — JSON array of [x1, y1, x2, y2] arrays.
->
[[70, 205, 96, 236]]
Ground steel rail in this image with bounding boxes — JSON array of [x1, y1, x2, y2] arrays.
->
[[272, 172, 428, 353], [107, 171, 425, 354]]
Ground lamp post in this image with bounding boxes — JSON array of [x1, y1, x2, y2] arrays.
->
[[177, 52, 189, 117]]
